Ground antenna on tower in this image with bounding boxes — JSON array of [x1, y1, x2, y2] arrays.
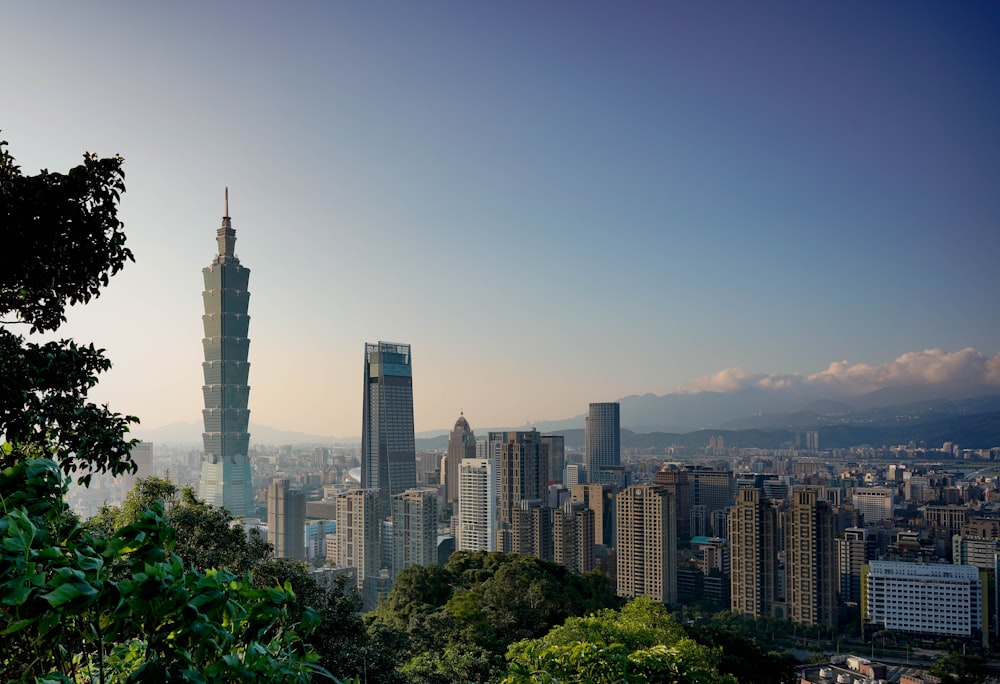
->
[[224, 186, 230, 218]]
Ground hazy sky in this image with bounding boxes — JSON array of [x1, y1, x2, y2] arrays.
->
[[5, 2, 999, 438]]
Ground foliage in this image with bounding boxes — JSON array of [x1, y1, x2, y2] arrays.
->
[[927, 651, 991, 684], [503, 597, 737, 684], [0, 139, 338, 682], [683, 622, 798, 683], [0, 140, 137, 486], [0, 458, 331, 682], [367, 551, 622, 683]]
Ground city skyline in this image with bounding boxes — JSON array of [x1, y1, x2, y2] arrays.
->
[[5, 3, 999, 438]]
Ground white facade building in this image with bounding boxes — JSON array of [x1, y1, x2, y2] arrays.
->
[[863, 561, 984, 637], [853, 487, 895, 524], [457, 457, 497, 552]]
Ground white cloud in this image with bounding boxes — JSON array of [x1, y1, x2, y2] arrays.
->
[[679, 348, 1000, 396]]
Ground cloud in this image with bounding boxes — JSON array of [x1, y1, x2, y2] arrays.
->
[[679, 348, 1000, 396]]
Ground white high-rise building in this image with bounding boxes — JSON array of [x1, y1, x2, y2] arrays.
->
[[457, 457, 497, 552], [616, 485, 677, 604], [335, 488, 381, 590], [853, 487, 895, 524]]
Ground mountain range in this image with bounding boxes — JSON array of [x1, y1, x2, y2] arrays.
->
[[135, 388, 1000, 451]]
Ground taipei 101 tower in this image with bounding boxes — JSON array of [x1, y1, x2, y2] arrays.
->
[[198, 189, 254, 517]]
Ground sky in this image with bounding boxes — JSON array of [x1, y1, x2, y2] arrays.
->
[[4, 2, 999, 438]]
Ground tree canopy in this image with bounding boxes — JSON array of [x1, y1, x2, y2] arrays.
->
[[503, 597, 737, 684], [0, 140, 338, 682]]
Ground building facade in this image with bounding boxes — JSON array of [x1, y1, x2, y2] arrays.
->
[[457, 457, 497, 552], [198, 191, 254, 517], [616, 484, 677, 604], [391, 487, 439, 579], [267, 478, 306, 560], [361, 341, 417, 520], [445, 413, 476, 505], [335, 488, 381, 590], [838, 527, 875, 605], [491, 430, 548, 553], [862, 561, 985, 639], [585, 402, 620, 483], [729, 488, 780, 618], [852, 487, 895, 525], [785, 488, 837, 628]]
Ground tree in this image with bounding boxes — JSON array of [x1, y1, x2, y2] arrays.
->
[[0, 140, 337, 682], [503, 597, 737, 684], [928, 651, 991, 684]]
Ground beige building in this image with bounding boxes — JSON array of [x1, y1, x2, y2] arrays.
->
[[616, 485, 676, 604], [267, 478, 306, 561], [786, 487, 837, 628], [335, 488, 381, 590], [553, 500, 595, 574], [492, 430, 548, 553], [391, 487, 439, 579], [729, 488, 780, 618]]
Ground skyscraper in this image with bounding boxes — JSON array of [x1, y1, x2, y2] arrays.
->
[[361, 341, 416, 519], [457, 456, 497, 552], [616, 484, 677, 604], [585, 402, 619, 484], [491, 430, 548, 553], [785, 487, 837, 628], [336, 488, 381, 590], [729, 488, 779, 619], [198, 190, 254, 517], [267, 479, 306, 561], [445, 413, 476, 505]]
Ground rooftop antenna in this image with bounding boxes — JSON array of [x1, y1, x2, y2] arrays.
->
[[224, 186, 230, 218]]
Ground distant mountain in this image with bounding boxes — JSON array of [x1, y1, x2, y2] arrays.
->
[[132, 420, 351, 446]]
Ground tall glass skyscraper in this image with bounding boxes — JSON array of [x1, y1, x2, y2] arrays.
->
[[585, 402, 620, 482], [361, 341, 416, 519], [198, 190, 254, 517]]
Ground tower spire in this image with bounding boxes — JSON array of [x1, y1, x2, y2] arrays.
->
[[217, 187, 236, 259], [224, 186, 229, 218]]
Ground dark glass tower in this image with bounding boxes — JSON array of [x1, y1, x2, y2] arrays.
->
[[585, 402, 620, 482], [361, 341, 416, 519], [198, 189, 254, 517]]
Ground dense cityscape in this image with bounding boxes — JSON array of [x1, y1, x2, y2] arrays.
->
[[62, 206, 1000, 683]]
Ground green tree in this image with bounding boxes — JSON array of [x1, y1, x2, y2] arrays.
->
[[0, 140, 337, 682], [928, 651, 991, 684], [504, 597, 736, 684]]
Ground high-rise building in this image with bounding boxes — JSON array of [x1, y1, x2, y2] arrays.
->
[[541, 434, 565, 485], [361, 341, 416, 519], [267, 479, 306, 560], [616, 484, 677, 604], [785, 488, 837, 628], [511, 499, 553, 560], [837, 527, 875, 605], [729, 488, 779, 618], [121, 441, 154, 499], [391, 487, 439, 579], [457, 457, 497, 552], [445, 413, 476, 505], [852, 487, 894, 524], [335, 488, 381, 590], [491, 430, 548, 553], [654, 465, 691, 537], [687, 466, 736, 521], [199, 190, 254, 517], [585, 402, 620, 483], [553, 500, 595, 575], [570, 483, 615, 548]]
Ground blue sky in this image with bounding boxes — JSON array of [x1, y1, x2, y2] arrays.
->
[[5, 2, 999, 437]]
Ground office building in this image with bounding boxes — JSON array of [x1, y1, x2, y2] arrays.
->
[[361, 341, 416, 519], [616, 485, 677, 603], [863, 561, 985, 640], [730, 488, 780, 618], [457, 457, 497, 552], [267, 479, 306, 560], [492, 430, 548, 553], [785, 488, 837, 628], [585, 402, 620, 483], [445, 413, 476, 505], [852, 487, 894, 524], [654, 465, 691, 537], [335, 488, 381, 590], [570, 483, 615, 548], [198, 190, 254, 517], [541, 434, 565, 485], [687, 466, 736, 520], [391, 487, 439, 579]]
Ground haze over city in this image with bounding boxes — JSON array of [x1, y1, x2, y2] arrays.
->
[[5, 3, 998, 439]]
